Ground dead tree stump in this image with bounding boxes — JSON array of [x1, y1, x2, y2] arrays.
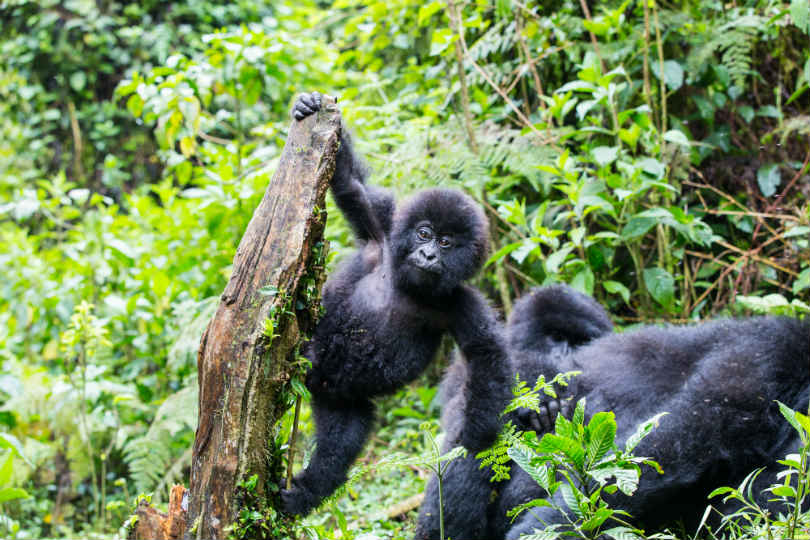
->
[[128, 95, 341, 540]]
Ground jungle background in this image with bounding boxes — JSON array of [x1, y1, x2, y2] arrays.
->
[[0, 0, 808, 538]]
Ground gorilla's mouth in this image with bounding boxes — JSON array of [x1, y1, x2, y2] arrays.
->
[[409, 259, 442, 275]]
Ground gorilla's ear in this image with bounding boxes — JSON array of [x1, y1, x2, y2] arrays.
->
[[508, 285, 613, 347]]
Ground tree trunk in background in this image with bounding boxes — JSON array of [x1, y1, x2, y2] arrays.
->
[[186, 96, 340, 539], [127, 96, 341, 540]]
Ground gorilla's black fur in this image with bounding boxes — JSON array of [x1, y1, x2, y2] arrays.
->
[[281, 92, 511, 516], [417, 285, 810, 539]]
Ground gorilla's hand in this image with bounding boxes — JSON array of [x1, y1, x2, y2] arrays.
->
[[516, 397, 572, 434], [293, 91, 322, 121], [280, 481, 319, 517]]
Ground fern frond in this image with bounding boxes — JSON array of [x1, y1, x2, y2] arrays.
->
[[123, 383, 198, 500]]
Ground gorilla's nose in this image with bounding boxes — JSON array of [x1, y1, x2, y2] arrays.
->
[[419, 247, 437, 262]]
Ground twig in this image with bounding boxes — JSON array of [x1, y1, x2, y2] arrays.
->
[[577, 0, 606, 74], [446, 0, 478, 153], [286, 395, 302, 490], [448, 5, 553, 144], [67, 100, 85, 182]]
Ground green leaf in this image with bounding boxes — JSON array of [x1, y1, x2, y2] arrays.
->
[[770, 485, 797, 498], [537, 434, 585, 468], [603, 280, 630, 303], [620, 216, 656, 240], [625, 413, 667, 453], [643, 267, 675, 309], [791, 0, 810, 33], [417, 1, 444, 25], [559, 482, 584, 517], [663, 129, 690, 146], [756, 163, 781, 197], [70, 71, 87, 92], [592, 146, 619, 167], [708, 486, 736, 499], [586, 412, 616, 464], [776, 401, 807, 440], [571, 266, 595, 296], [0, 433, 31, 466], [793, 268, 810, 294], [582, 506, 613, 531], [613, 468, 641, 496], [127, 94, 144, 117], [572, 398, 585, 427], [603, 526, 644, 540], [508, 445, 551, 490], [0, 487, 28, 504], [652, 60, 684, 90], [0, 452, 13, 486]]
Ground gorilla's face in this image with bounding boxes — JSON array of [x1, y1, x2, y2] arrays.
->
[[391, 189, 489, 298], [398, 221, 456, 293]]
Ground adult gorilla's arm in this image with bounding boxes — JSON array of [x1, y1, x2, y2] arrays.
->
[[449, 286, 512, 451], [294, 92, 393, 243]]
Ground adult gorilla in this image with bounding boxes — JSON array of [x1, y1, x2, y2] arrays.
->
[[417, 285, 810, 539], [281, 92, 511, 517]]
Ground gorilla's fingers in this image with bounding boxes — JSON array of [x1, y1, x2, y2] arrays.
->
[[301, 92, 321, 111], [294, 103, 314, 119], [529, 411, 543, 432], [547, 400, 560, 426]]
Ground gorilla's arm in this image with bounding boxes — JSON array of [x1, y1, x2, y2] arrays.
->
[[280, 397, 375, 515], [293, 92, 393, 242], [449, 286, 512, 451]]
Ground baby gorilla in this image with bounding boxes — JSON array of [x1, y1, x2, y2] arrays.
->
[[418, 285, 810, 539], [281, 92, 510, 516]]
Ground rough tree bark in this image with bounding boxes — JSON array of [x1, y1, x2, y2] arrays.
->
[[128, 96, 341, 540]]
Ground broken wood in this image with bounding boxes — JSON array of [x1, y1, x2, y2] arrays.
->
[[126, 95, 341, 540], [128, 485, 188, 540]]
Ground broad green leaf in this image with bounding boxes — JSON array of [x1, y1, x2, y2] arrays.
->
[[613, 468, 641, 495], [592, 146, 619, 167], [663, 129, 690, 146], [545, 246, 573, 274], [511, 526, 561, 540], [791, 0, 810, 33], [127, 94, 144, 117], [770, 485, 797, 498], [0, 452, 13, 486], [508, 445, 550, 490], [777, 401, 807, 441], [571, 266, 595, 296], [0, 487, 28, 504], [652, 60, 684, 90], [537, 434, 585, 468], [70, 71, 87, 92], [0, 433, 31, 466], [586, 412, 616, 464], [708, 486, 736, 498], [620, 216, 656, 240], [560, 483, 582, 518], [417, 1, 443, 26], [603, 280, 630, 303], [643, 267, 675, 309], [572, 398, 585, 427], [582, 506, 612, 531], [625, 413, 667, 453], [603, 526, 644, 540], [756, 163, 781, 197], [555, 412, 576, 439]]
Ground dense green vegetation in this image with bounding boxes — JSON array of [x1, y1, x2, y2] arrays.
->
[[0, 0, 808, 538]]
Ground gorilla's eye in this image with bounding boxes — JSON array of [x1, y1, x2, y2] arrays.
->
[[416, 227, 432, 241], [438, 237, 452, 249]]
